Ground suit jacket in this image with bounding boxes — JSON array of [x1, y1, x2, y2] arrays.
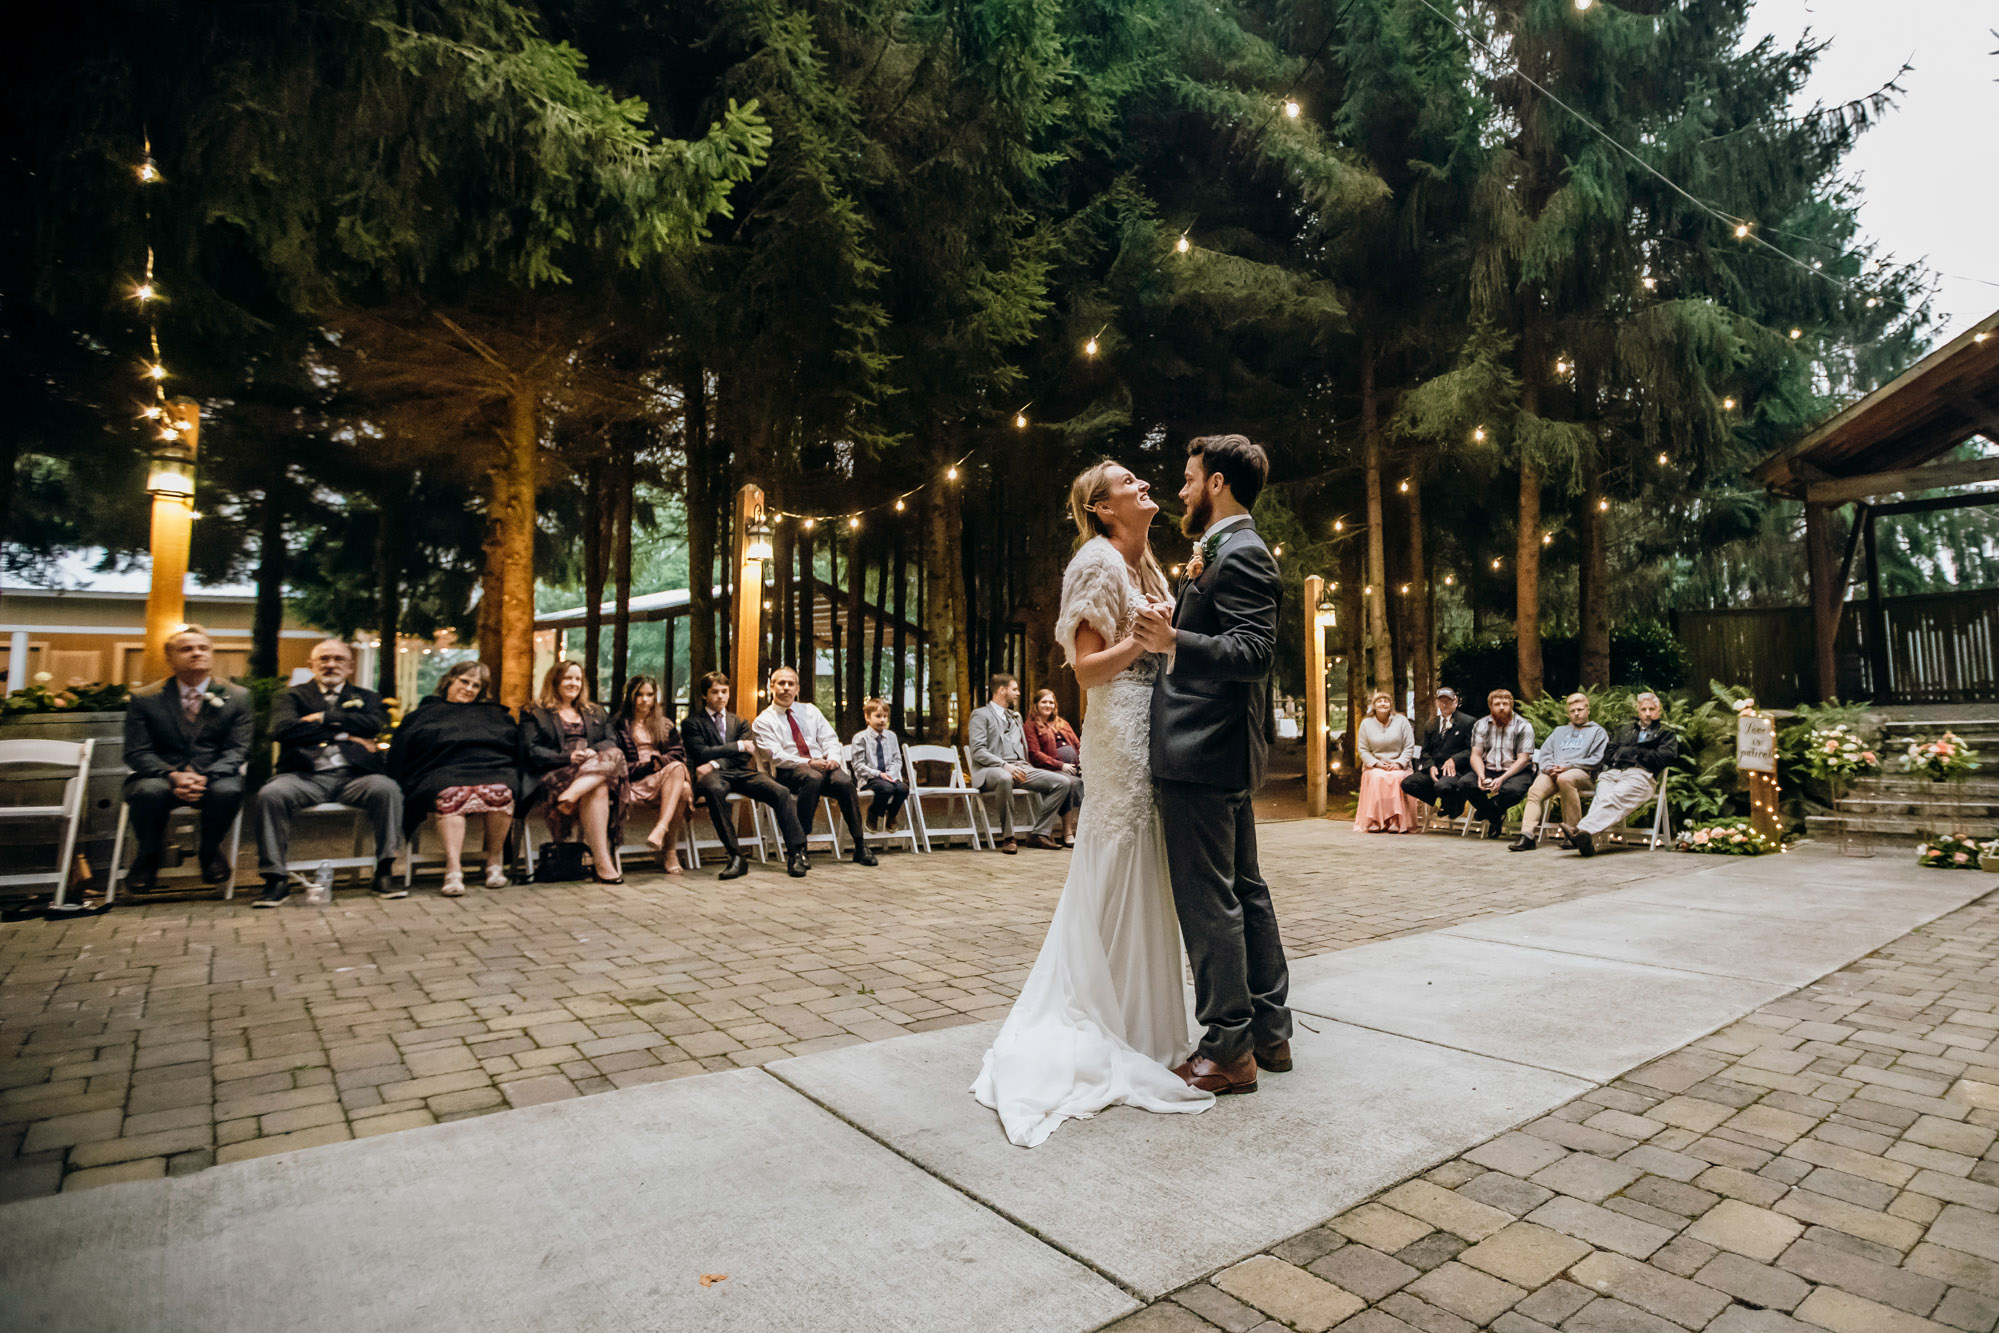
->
[[681, 708, 757, 773], [1604, 721, 1680, 775], [272, 680, 389, 776], [968, 703, 1029, 771], [1149, 518, 1281, 791], [123, 677, 254, 788], [1415, 710, 1477, 774]]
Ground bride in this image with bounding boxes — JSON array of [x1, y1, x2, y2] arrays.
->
[[971, 461, 1215, 1146]]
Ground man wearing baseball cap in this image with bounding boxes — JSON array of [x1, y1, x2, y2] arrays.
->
[[1401, 686, 1477, 819]]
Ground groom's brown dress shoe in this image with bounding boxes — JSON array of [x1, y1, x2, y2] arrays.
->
[[1254, 1041, 1293, 1073], [1171, 1053, 1258, 1095]]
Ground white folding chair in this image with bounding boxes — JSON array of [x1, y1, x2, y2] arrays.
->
[[688, 792, 773, 866], [0, 738, 96, 906], [856, 778, 922, 855], [108, 799, 244, 904], [787, 789, 845, 860], [904, 744, 988, 852], [267, 802, 379, 901]]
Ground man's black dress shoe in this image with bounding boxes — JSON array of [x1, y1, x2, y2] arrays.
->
[[852, 846, 878, 867], [252, 878, 289, 909], [126, 851, 160, 892], [199, 849, 233, 885], [1574, 829, 1598, 857], [1508, 835, 1537, 852], [786, 852, 810, 878], [719, 854, 751, 881]]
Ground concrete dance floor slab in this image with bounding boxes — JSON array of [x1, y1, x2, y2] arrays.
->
[[2, 849, 1988, 1330]]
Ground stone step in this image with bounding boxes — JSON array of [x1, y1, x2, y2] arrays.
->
[[1849, 777, 1999, 799], [1829, 798, 1999, 822], [1802, 815, 1990, 845]]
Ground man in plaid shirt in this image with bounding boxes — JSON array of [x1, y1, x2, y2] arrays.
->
[[1464, 688, 1537, 838]]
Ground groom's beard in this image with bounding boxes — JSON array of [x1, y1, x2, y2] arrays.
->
[[1180, 491, 1214, 539]]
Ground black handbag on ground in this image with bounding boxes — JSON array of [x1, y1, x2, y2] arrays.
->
[[534, 841, 588, 883]]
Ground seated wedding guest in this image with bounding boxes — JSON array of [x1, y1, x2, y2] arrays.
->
[[969, 673, 1075, 853], [614, 674, 692, 874], [848, 697, 910, 836], [385, 661, 521, 896], [683, 670, 809, 879], [253, 638, 403, 907], [1353, 691, 1420, 834], [753, 666, 878, 867], [1400, 686, 1476, 818], [121, 625, 253, 891], [1510, 692, 1608, 852], [1024, 687, 1084, 847], [1570, 691, 1679, 857], [522, 660, 627, 886], [1465, 688, 1537, 838]]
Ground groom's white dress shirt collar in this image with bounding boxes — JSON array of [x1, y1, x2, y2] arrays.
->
[[1204, 513, 1252, 541]]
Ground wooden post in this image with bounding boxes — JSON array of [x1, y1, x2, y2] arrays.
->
[[1803, 501, 1839, 702], [1862, 509, 1892, 703], [1304, 574, 1329, 818], [730, 484, 766, 712], [141, 398, 200, 683], [1748, 770, 1781, 845]]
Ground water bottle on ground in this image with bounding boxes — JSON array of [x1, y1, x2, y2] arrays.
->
[[306, 861, 334, 906]]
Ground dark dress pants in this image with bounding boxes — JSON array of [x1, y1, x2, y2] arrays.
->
[[1465, 767, 1538, 826], [862, 777, 908, 827], [1400, 766, 1466, 817], [695, 768, 806, 857], [124, 775, 245, 857], [1154, 777, 1292, 1067], [778, 765, 869, 847], [255, 770, 403, 875]]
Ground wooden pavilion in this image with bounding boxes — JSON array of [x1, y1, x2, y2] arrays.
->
[[1749, 310, 1999, 704]]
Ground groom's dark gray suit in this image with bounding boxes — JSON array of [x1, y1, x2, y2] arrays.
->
[[1149, 517, 1292, 1067]]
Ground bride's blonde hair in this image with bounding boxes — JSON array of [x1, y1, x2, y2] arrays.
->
[[1069, 460, 1169, 600]]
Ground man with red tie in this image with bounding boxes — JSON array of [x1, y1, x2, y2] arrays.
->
[[751, 666, 878, 868]]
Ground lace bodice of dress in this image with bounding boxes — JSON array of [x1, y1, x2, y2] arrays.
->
[[1055, 538, 1160, 845]]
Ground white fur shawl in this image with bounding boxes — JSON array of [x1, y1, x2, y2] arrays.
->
[[1056, 536, 1132, 667]]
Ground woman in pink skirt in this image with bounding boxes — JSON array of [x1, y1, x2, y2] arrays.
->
[[613, 675, 692, 873], [1354, 691, 1420, 833]]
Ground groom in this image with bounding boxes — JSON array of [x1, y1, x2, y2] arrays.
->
[[1135, 434, 1292, 1096]]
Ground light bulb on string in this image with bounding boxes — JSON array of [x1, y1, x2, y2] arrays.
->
[[1014, 412, 1027, 429], [1722, 396, 1737, 410], [1363, 585, 1373, 597], [1491, 557, 1502, 569], [1272, 545, 1284, 557], [137, 159, 160, 184], [140, 404, 163, 420], [132, 283, 156, 303], [1398, 478, 1409, 493], [1472, 425, 1487, 443], [1541, 533, 1552, 546], [848, 516, 860, 530], [1789, 328, 1802, 340], [1443, 574, 1455, 586], [1175, 234, 1190, 254], [145, 363, 167, 381], [1399, 583, 1410, 594], [1641, 276, 1656, 291], [1597, 497, 1610, 512], [1866, 297, 1879, 309], [1084, 336, 1099, 356], [802, 517, 815, 531], [946, 466, 959, 481], [1574, 0, 1594, 9], [1332, 519, 1344, 533], [1554, 356, 1570, 376], [1658, 452, 1669, 465], [1283, 99, 1301, 119], [1734, 222, 1751, 239], [894, 499, 905, 512]]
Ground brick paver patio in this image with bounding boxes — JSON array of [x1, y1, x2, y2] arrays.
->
[[0, 820, 1686, 1200], [1110, 874, 1999, 1333]]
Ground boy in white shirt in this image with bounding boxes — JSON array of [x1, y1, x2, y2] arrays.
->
[[848, 697, 910, 834]]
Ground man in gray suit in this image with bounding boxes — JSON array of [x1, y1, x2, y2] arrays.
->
[[1134, 434, 1292, 1096], [968, 673, 1075, 854], [122, 625, 253, 889]]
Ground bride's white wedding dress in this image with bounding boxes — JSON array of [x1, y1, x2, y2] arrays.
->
[[971, 536, 1214, 1147]]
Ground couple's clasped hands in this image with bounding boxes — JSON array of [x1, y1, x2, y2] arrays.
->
[[1131, 598, 1175, 655]]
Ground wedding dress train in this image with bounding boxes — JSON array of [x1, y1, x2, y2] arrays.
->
[[972, 537, 1213, 1147]]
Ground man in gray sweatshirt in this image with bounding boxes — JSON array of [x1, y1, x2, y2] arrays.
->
[[1510, 692, 1607, 850]]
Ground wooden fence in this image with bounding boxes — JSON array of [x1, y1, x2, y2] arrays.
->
[[1676, 587, 1999, 707]]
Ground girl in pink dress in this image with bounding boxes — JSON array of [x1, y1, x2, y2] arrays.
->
[[613, 675, 692, 873]]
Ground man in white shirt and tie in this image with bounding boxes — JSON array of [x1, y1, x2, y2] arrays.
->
[[751, 666, 877, 867], [968, 673, 1074, 853]]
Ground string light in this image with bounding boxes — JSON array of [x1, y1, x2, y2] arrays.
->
[[1084, 336, 1099, 356], [1363, 585, 1373, 596], [145, 363, 167, 381], [132, 283, 156, 303], [1333, 519, 1345, 532], [1723, 396, 1737, 410], [1398, 478, 1409, 493], [1641, 276, 1656, 291], [1472, 425, 1487, 443], [1399, 583, 1410, 594], [848, 515, 861, 530], [895, 499, 905, 512], [1175, 234, 1191, 254], [1976, 332, 1992, 344], [1283, 99, 1301, 119], [1789, 327, 1803, 340], [1597, 497, 1610, 512], [1272, 545, 1284, 557], [1541, 533, 1553, 545], [1492, 557, 1503, 569], [1734, 223, 1751, 239], [1444, 574, 1455, 586], [137, 158, 160, 184], [1554, 356, 1571, 376], [1574, 0, 1593, 9], [802, 517, 815, 531], [1014, 412, 1028, 429], [1658, 452, 1669, 465], [946, 466, 959, 481]]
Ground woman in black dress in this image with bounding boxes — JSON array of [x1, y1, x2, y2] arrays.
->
[[521, 660, 627, 884], [385, 661, 522, 896]]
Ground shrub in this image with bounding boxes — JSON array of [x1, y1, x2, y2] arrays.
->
[[1, 681, 130, 715], [1917, 833, 1983, 870], [1676, 816, 1778, 856], [1437, 620, 1689, 707]]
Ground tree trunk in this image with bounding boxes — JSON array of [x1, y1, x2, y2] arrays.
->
[[830, 530, 845, 723], [923, 441, 968, 742], [582, 459, 606, 693], [870, 538, 887, 700], [1579, 464, 1610, 687], [610, 448, 635, 709], [1340, 538, 1366, 791], [1406, 467, 1433, 728], [891, 527, 908, 735], [1515, 362, 1544, 702], [250, 475, 286, 681], [477, 500, 504, 690], [798, 521, 817, 705], [683, 358, 716, 681], [845, 525, 865, 733], [498, 386, 538, 711], [1361, 338, 1394, 702], [374, 483, 406, 697]]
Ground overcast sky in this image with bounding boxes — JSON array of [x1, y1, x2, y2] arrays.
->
[[1742, 0, 1998, 338]]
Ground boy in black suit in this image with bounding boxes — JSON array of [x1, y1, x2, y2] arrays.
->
[[681, 671, 808, 879]]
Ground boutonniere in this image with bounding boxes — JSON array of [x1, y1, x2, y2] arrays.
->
[[341, 697, 365, 710], [202, 686, 227, 709], [1200, 527, 1235, 567]]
